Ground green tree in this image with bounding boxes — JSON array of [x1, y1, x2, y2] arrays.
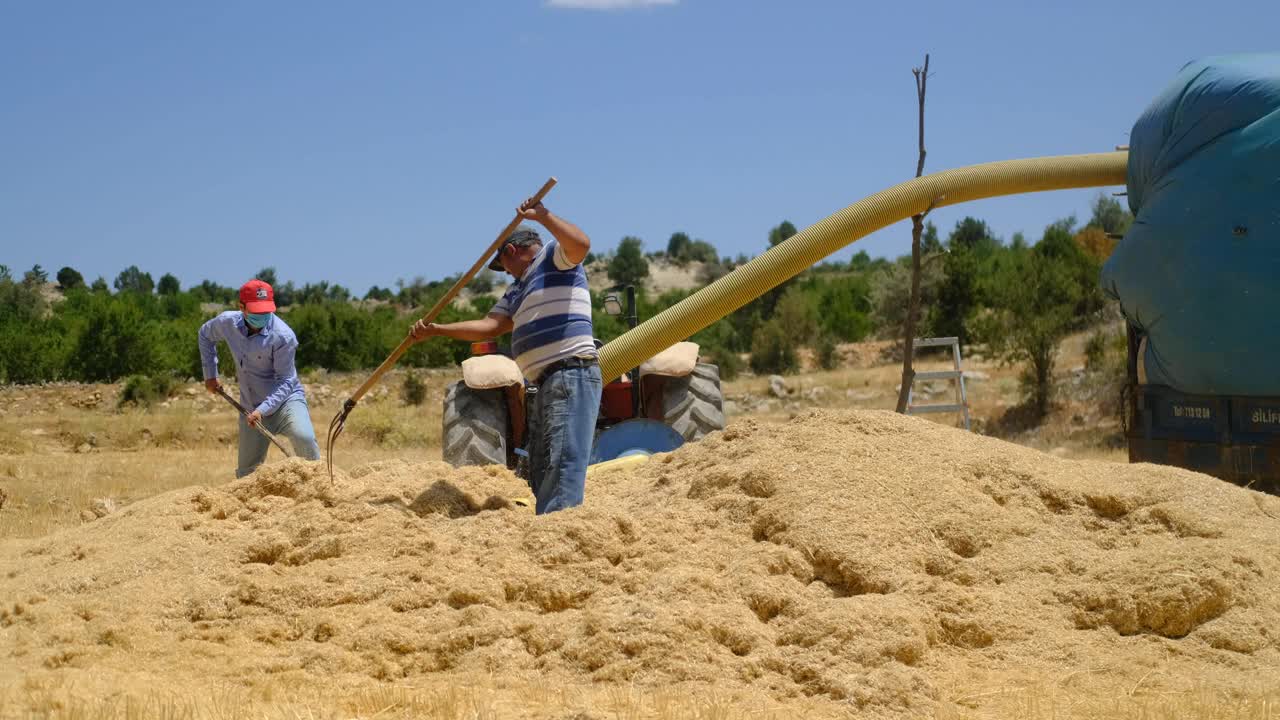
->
[[114, 266, 154, 294], [1037, 217, 1104, 324], [396, 275, 448, 308], [24, 265, 48, 286], [1046, 215, 1078, 237], [686, 239, 718, 264], [0, 272, 48, 322], [815, 274, 874, 342], [972, 225, 1091, 418], [698, 260, 731, 284], [666, 232, 692, 263], [724, 305, 763, 355], [255, 267, 279, 287], [772, 289, 819, 348], [768, 220, 798, 248], [0, 321, 66, 384], [921, 221, 942, 255], [708, 346, 742, 380], [760, 220, 801, 317], [873, 254, 944, 339], [157, 273, 181, 295], [275, 281, 297, 307], [191, 280, 234, 304], [749, 319, 799, 375], [607, 237, 650, 288], [91, 277, 109, 293], [56, 266, 85, 290], [816, 334, 840, 370], [931, 217, 998, 344], [689, 318, 742, 379], [1086, 192, 1133, 236], [364, 285, 394, 301], [0, 272, 67, 383], [296, 281, 352, 305], [288, 302, 382, 371], [67, 295, 159, 381]]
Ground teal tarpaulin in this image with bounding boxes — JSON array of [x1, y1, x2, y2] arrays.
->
[[1102, 53, 1280, 396]]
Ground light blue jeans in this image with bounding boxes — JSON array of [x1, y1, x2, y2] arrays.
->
[[236, 397, 322, 478], [527, 363, 602, 514]]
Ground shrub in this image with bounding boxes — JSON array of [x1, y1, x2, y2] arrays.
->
[[402, 371, 427, 406], [749, 320, 798, 375], [1085, 330, 1108, 370], [817, 334, 840, 370], [118, 374, 178, 409], [706, 345, 742, 381]]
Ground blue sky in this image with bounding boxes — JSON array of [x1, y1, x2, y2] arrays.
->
[[2, 0, 1276, 294]]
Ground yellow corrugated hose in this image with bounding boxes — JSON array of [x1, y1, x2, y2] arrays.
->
[[598, 151, 1128, 383]]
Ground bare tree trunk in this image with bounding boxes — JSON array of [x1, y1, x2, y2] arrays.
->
[[896, 54, 932, 414]]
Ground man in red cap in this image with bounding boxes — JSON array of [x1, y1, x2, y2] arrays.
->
[[198, 279, 321, 477]]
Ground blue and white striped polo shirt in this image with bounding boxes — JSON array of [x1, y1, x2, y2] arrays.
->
[[490, 239, 597, 382]]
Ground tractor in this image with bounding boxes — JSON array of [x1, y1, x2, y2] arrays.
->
[[441, 285, 726, 472]]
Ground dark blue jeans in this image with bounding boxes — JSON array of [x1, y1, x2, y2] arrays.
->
[[527, 363, 602, 514]]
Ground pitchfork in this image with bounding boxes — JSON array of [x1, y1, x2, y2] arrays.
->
[[213, 385, 293, 457], [325, 177, 558, 479]]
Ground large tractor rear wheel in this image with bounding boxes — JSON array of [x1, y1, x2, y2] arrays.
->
[[661, 363, 725, 442], [442, 381, 509, 467]]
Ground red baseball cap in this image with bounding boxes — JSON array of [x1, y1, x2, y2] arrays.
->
[[239, 279, 277, 313]]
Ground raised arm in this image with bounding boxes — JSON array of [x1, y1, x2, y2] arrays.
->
[[518, 200, 591, 267]]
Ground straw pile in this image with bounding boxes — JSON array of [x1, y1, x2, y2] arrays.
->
[[1, 410, 1277, 717]]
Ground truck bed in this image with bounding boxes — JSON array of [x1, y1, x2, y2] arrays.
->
[[1126, 383, 1280, 494]]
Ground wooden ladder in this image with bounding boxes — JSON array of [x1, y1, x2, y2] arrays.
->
[[904, 336, 971, 431]]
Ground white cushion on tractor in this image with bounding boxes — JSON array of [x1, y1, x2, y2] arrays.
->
[[462, 355, 523, 390], [639, 341, 700, 378]]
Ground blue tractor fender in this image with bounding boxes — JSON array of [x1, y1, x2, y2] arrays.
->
[[590, 419, 685, 465]]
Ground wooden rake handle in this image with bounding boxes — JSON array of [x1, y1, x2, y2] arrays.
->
[[347, 177, 558, 404]]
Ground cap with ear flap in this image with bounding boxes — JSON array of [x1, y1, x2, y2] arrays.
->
[[488, 228, 543, 271]]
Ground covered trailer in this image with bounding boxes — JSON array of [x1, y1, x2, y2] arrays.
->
[[1103, 53, 1280, 493]]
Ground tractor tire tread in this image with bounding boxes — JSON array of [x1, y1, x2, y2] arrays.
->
[[661, 363, 726, 442], [442, 381, 509, 467]]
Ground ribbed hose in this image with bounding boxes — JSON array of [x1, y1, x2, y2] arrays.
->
[[598, 151, 1128, 383]]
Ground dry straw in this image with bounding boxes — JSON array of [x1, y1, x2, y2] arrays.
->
[[2, 409, 1278, 718]]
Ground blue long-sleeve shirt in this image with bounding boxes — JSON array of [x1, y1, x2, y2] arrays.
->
[[198, 311, 306, 416]]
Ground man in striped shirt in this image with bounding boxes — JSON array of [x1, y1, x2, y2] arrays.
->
[[410, 198, 601, 514]]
